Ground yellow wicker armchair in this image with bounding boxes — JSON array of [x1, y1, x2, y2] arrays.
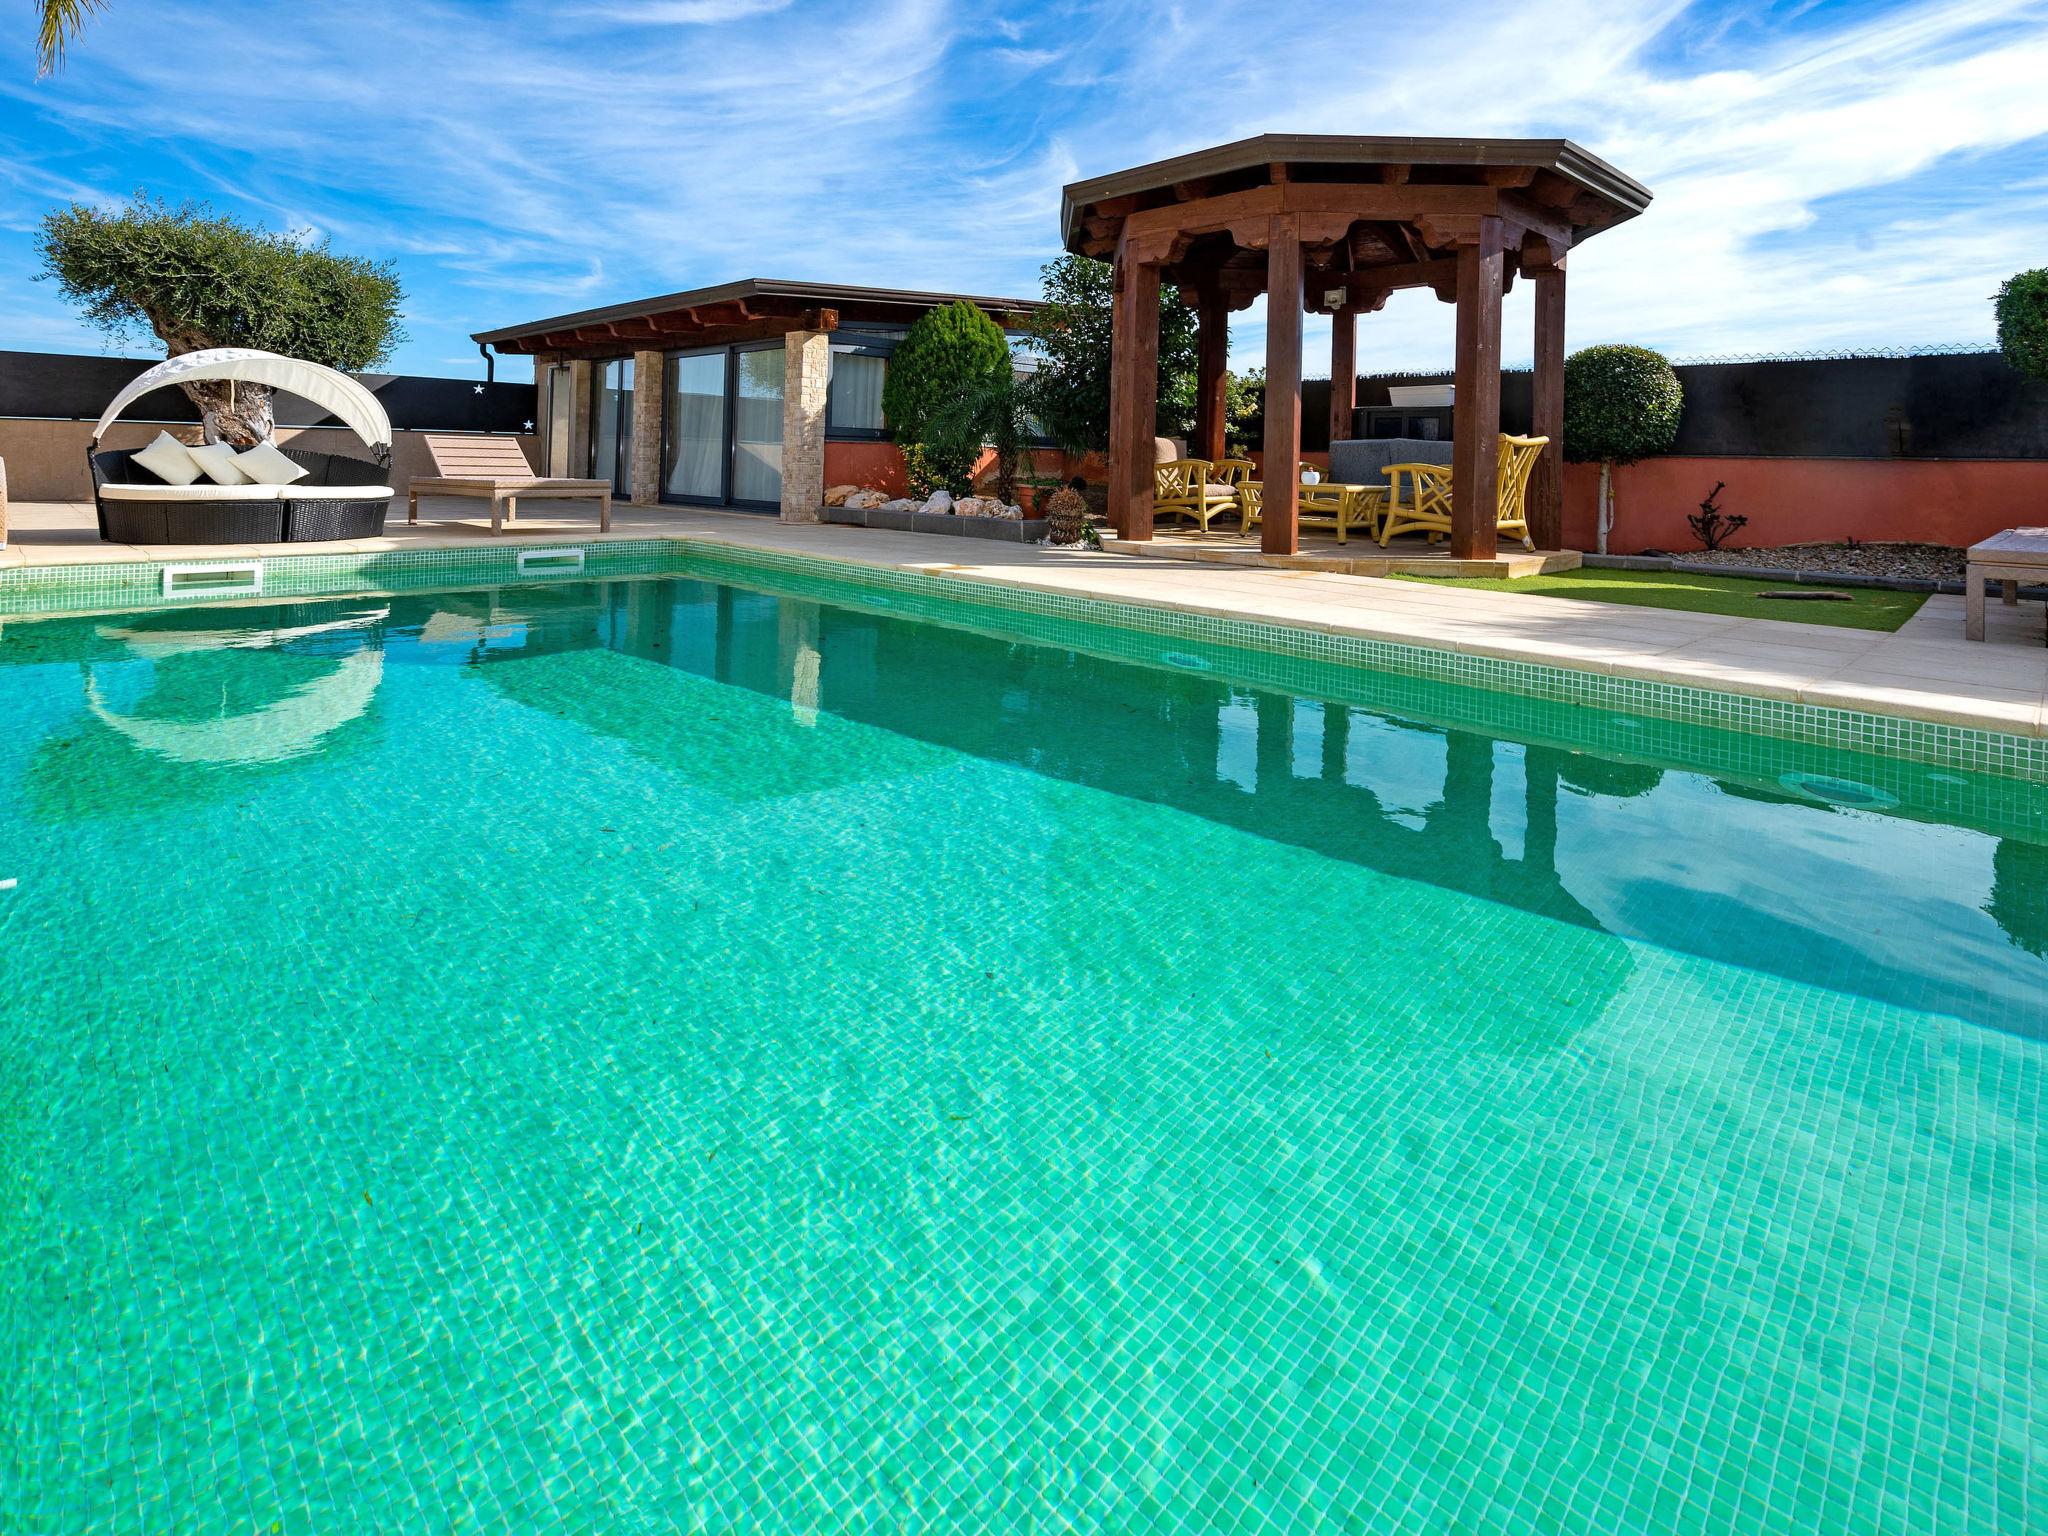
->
[[1236, 480, 1264, 538], [1153, 458, 1240, 532], [1378, 434, 1548, 550], [1211, 457, 1255, 488]]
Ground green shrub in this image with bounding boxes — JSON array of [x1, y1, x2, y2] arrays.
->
[[1020, 254, 1199, 455], [1561, 344, 1683, 465], [1996, 268, 2048, 383], [1223, 366, 1264, 456], [928, 369, 1033, 501], [882, 300, 1011, 449]]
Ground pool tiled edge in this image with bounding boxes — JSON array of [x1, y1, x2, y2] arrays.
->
[[684, 542, 2048, 783], [0, 540, 686, 615], [4, 533, 2044, 784]]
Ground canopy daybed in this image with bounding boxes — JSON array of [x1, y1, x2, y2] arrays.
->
[[88, 349, 397, 544]]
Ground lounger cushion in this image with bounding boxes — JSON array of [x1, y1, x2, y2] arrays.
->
[[187, 441, 254, 485], [131, 431, 204, 486], [100, 482, 288, 501], [98, 483, 392, 502], [235, 440, 311, 486]]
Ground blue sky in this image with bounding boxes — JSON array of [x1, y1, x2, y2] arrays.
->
[[2, 0, 2045, 382]]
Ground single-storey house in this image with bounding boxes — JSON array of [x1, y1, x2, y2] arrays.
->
[[472, 279, 1038, 520]]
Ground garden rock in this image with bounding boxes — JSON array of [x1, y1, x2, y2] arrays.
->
[[823, 484, 860, 506]]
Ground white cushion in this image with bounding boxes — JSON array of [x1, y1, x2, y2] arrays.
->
[[130, 431, 203, 486], [186, 441, 253, 485], [99, 482, 288, 500], [286, 485, 393, 500], [235, 440, 310, 486]]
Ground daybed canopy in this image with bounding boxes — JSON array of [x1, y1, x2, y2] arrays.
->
[[92, 348, 392, 455]]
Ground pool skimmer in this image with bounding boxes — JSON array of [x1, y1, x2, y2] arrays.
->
[[1777, 771, 1898, 809]]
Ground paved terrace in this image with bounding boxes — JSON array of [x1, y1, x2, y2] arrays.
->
[[6, 497, 2045, 736]]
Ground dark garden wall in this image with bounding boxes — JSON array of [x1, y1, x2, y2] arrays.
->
[[1300, 349, 2048, 459], [0, 349, 533, 434]]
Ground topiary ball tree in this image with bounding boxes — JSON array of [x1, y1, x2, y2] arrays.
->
[[1996, 268, 2048, 384], [882, 300, 1011, 492], [37, 195, 405, 447], [1562, 344, 1682, 552]]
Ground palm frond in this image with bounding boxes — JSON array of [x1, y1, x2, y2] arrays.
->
[[36, 0, 107, 78]]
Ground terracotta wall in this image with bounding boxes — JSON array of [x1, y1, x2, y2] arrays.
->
[[1246, 446, 2046, 553], [822, 442, 911, 498], [0, 417, 538, 501], [821, 442, 1088, 505], [1561, 456, 2048, 555]]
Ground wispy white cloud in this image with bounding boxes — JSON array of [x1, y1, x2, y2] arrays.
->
[[594, 0, 795, 20], [0, 0, 2041, 377]]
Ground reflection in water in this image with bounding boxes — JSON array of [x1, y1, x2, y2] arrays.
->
[[3, 574, 2041, 1027], [17, 600, 388, 816], [423, 574, 2047, 1030]]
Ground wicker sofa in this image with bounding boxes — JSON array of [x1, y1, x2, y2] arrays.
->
[[89, 446, 395, 544]]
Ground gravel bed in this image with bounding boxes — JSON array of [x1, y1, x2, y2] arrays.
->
[[1652, 542, 1964, 583]]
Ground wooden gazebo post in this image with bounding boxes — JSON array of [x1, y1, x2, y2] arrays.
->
[[1261, 214, 1304, 555], [1328, 303, 1357, 447], [1445, 215, 1505, 561], [1527, 253, 1567, 550], [1195, 291, 1229, 463], [1109, 248, 1161, 540]]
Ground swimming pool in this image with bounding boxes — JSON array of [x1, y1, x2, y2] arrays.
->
[[1, 560, 2042, 1532]]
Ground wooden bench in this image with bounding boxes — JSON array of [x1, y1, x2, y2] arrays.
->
[[1965, 528, 2048, 640], [407, 434, 613, 535]]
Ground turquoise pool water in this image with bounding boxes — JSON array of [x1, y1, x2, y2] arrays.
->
[[0, 564, 2043, 1533]]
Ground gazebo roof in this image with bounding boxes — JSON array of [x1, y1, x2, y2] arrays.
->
[[1061, 134, 1651, 304]]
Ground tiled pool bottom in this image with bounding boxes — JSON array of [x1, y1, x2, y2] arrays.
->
[[0, 573, 2043, 1532]]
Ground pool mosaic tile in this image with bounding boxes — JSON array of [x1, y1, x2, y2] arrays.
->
[[0, 573, 2043, 1532]]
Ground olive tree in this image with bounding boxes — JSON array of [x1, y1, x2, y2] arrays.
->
[[1996, 268, 2048, 384], [37, 197, 405, 446], [1562, 344, 1683, 552]]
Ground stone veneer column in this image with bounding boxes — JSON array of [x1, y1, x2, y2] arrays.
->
[[780, 329, 831, 522], [630, 350, 663, 506], [566, 359, 594, 481]]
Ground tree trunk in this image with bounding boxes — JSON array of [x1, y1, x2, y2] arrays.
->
[[145, 318, 277, 448], [178, 378, 275, 448], [1597, 459, 1613, 554]]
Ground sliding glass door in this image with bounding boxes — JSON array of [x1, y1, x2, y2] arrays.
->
[[732, 346, 784, 505], [590, 358, 633, 494], [663, 351, 726, 501], [659, 341, 784, 510]]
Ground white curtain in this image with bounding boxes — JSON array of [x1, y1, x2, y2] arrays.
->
[[665, 353, 725, 499], [828, 353, 886, 432], [732, 345, 784, 503]]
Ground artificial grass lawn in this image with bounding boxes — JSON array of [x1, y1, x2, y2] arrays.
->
[[1392, 565, 1929, 631]]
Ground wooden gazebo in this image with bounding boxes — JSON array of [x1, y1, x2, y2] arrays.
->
[[1060, 135, 1651, 558]]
